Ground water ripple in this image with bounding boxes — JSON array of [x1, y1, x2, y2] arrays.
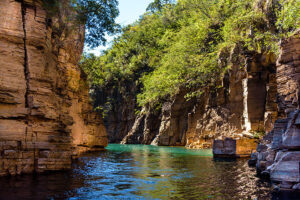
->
[[0, 144, 300, 200]]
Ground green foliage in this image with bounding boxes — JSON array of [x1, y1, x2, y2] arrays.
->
[[81, 0, 300, 109], [94, 100, 112, 118], [147, 0, 175, 12], [252, 131, 265, 139], [42, 0, 119, 48], [276, 0, 300, 36], [80, 53, 104, 85]]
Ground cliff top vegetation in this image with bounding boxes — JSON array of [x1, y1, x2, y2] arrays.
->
[[80, 0, 300, 112], [42, 0, 120, 48]]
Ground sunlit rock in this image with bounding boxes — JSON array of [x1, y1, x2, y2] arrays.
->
[[0, 0, 107, 176], [255, 30, 300, 190]]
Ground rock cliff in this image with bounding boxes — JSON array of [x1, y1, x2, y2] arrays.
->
[[94, 84, 138, 143], [0, 0, 107, 176], [94, 0, 279, 152], [253, 31, 300, 190], [186, 49, 277, 149], [115, 47, 277, 151]]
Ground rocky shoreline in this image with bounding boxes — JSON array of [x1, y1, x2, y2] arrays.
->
[[214, 31, 300, 190], [250, 32, 300, 190]]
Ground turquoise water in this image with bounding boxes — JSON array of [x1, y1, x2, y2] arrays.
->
[[106, 143, 213, 156], [0, 144, 298, 199]]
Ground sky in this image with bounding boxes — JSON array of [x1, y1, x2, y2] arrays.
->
[[86, 0, 154, 56]]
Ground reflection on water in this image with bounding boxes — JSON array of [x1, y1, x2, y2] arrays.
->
[[0, 144, 299, 200]]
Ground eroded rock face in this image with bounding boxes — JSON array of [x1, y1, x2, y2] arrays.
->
[[186, 48, 277, 151], [119, 89, 195, 146], [117, 48, 276, 150], [0, 0, 107, 176], [101, 1, 278, 156], [95, 85, 138, 143], [213, 138, 258, 158], [151, 90, 195, 146], [255, 31, 300, 189], [114, 42, 277, 150], [120, 107, 161, 144]]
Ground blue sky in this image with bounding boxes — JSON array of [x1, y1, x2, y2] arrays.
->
[[87, 0, 154, 55]]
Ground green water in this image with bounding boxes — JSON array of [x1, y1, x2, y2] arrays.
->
[[0, 144, 298, 200], [107, 143, 213, 156]]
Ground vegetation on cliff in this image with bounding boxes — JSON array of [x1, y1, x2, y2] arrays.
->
[[80, 0, 300, 113], [42, 0, 119, 48]]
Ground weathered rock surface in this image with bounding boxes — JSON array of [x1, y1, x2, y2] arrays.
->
[[213, 138, 237, 157], [104, 42, 277, 153], [120, 107, 161, 144], [115, 46, 277, 152], [254, 31, 300, 189], [98, 1, 281, 160], [213, 138, 258, 157], [151, 89, 195, 146], [188, 46, 277, 151], [119, 88, 195, 146], [94, 85, 138, 143], [0, 0, 107, 176]]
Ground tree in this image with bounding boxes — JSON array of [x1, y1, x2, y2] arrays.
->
[[146, 0, 175, 13], [81, 0, 300, 110], [42, 0, 119, 48]]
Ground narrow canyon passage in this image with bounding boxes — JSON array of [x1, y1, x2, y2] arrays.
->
[[0, 0, 300, 198], [0, 144, 299, 200]]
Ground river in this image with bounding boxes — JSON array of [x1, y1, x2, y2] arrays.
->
[[0, 144, 299, 200]]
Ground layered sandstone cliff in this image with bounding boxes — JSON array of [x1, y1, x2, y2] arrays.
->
[[253, 31, 300, 190], [0, 0, 107, 176]]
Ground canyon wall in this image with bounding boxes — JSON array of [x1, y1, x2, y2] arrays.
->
[[113, 48, 277, 150], [94, 85, 138, 143], [187, 49, 278, 150], [0, 0, 107, 176], [254, 31, 300, 190], [97, 0, 279, 151]]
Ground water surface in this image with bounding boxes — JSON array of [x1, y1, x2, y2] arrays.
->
[[0, 144, 299, 200]]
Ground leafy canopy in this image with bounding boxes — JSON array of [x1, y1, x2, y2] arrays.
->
[[81, 0, 300, 110], [147, 0, 175, 12], [43, 0, 119, 48]]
